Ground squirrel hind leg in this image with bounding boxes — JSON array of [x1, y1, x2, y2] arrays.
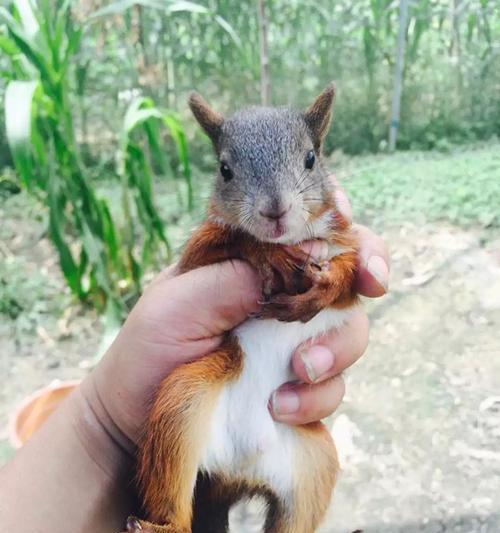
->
[[265, 422, 339, 533], [136, 339, 243, 532]]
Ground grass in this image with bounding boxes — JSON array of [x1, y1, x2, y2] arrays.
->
[[333, 141, 500, 231]]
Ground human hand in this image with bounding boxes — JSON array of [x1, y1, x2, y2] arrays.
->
[[83, 260, 262, 451], [270, 177, 390, 425], [81, 179, 389, 455]]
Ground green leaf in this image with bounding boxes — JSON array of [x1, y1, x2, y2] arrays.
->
[[4, 80, 40, 189], [124, 106, 163, 135], [0, 34, 20, 56], [214, 14, 242, 48], [47, 189, 83, 297], [166, 1, 209, 15], [60, 26, 82, 75], [0, 7, 57, 90], [99, 200, 122, 272], [162, 113, 193, 209], [13, 0, 39, 37]]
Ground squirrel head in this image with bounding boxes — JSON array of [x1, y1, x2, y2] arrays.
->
[[189, 83, 336, 244]]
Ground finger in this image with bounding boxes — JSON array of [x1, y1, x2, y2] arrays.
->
[[291, 307, 369, 384], [291, 240, 334, 263], [330, 174, 353, 223], [353, 223, 390, 297], [134, 260, 262, 346], [271, 375, 345, 425]]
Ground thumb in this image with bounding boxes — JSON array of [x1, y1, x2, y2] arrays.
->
[[138, 259, 262, 342]]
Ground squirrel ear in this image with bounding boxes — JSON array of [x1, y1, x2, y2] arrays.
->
[[188, 91, 224, 148], [304, 82, 336, 152]]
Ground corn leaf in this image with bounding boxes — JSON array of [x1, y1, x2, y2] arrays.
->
[[4, 80, 39, 190], [0, 7, 57, 90], [13, 0, 39, 37], [163, 113, 193, 209], [47, 186, 83, 297], [214, 15, 242, 48]]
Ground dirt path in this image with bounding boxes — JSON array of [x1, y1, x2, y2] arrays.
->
[[323, 222, 500, 532], [2, 219, 500, 532]]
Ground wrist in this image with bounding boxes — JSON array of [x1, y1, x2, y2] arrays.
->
[[0, 375, 136, 532]]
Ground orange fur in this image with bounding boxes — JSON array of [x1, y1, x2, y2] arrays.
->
[[178, 219, 315, 297], [258, 245, 358, 322], [129, 207, 358, 533], [135, 337, 243, 532], [288, 423, 339, 533]]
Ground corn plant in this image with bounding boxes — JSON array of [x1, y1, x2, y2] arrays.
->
[[118, 96, 193, 294], [1, 0, 192, 318]]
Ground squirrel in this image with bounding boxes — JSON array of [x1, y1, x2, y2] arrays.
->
[[123, 83, 359, 533]]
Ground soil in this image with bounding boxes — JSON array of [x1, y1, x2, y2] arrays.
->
[[1, 201, 499, 532]]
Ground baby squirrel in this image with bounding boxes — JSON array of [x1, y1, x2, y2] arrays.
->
[[124, 83, 359, 533]]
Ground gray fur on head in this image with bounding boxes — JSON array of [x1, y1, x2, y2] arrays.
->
[[188, 83, 336, 244]]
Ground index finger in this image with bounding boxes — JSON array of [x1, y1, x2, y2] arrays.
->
[[353, 224, 390, 297], [330, 174, 353, 223]]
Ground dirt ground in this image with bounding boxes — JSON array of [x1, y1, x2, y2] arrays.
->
[[1, 209, 500, 531]]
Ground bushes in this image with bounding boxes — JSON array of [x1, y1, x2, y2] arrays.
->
[[1, 0, 192, 318]]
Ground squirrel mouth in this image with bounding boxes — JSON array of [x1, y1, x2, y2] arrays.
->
[[270, 221, 286, 239]]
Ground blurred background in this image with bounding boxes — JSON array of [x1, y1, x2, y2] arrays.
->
[[0, 0, 499, 531]]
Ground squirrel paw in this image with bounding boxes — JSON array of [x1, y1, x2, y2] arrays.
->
[[256, 289, 322, 323], [256, 263, 335, 322], [257, 247, 316, 297]]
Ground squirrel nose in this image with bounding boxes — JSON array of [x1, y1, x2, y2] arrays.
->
[[259, 203, 292, 221]]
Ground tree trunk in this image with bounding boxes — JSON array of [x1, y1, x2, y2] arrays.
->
[[388, 0, 409, 152], [257, 0, 271, 105]]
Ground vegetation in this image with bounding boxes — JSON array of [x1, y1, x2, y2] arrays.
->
[[1, 0, 192, 317], [337, 141, 500, 230], [1, 0, 498, 315]]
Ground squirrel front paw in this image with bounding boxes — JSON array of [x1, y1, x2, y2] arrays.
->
[[256, 261, 341, 323], [255, 246, 316, 298], [256, 287, 323, 322]]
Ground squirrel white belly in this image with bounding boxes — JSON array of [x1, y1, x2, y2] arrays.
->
[[124, 83, 360, 533], [202, 307, 354, 495]]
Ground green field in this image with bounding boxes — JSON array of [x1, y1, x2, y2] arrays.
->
[[335, 141, 500, 231]]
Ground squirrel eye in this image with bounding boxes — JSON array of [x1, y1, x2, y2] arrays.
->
[[305, 150, 315, 170], [220, 162, 233, 182]]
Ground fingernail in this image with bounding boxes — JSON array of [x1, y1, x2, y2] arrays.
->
[[300, 345, 335, 383], [272, 389, 300, 416], [366, 255, 389, 292]]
